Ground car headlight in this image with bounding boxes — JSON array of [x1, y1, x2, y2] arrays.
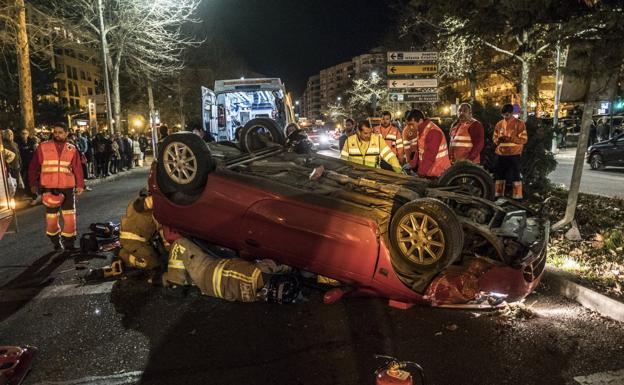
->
[[319, 134, 330, 144]]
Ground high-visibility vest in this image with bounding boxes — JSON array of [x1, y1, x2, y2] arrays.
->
[[341, 133, 387, 168], [375, 125, 404, 159], [402, 126, 418, 162], [418, 122, 450, 177], [494, 118, 527, 156], [450, 119, 479, 163], [39, 141, 77, 188]]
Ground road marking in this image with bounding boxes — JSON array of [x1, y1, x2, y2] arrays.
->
[[574, 368, 624, 384], [0, 281, 114, 303], [31, 371, 143, 385]]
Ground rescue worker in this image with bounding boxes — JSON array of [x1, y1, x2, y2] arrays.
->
[[374, 111, 404, 167], [340, 120, 402, 173], [402, 115, 418, 168], [493, 104, 527, 200], [338, 118, 355, 151], [118, 193, 162, 270], [449, 103, 485, 164], [405, 109, 450, 177], [29, 123, 85, 250]]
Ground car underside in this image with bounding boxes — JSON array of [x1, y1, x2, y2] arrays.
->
[[151, 134, 548, 307]]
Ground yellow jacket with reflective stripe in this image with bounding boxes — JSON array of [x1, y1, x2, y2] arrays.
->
[[340, 133, 402, 172]]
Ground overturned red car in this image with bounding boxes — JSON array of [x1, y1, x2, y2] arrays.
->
[[149, 131, 548, 307]]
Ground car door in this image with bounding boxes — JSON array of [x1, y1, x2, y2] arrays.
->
[[614, 135, 624, 165], [0, 138, 16, 240], [602, 136, 623, 166], [201, 86, 218, 139]]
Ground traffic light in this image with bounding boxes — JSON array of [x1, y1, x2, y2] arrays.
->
[[614, 100, 624, 111]]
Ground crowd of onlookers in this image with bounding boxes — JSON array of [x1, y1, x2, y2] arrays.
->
[[1, 127, 151, 206]]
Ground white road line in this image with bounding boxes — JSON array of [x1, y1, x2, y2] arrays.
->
[[574, 368, 624, 384], [31, 371, 143, 385], [0, 281, 114, 303]]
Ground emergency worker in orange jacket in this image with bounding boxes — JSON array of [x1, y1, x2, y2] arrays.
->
[[493, 104, 528, 199], [29, 123, 85, 250], [374, 111, 404, 168], [449, 103, 485, 164], [406, 109, 450, 177]]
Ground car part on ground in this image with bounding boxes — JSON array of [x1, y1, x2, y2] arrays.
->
[[0, 345, 37, 385], [374, 355, 426, 385]]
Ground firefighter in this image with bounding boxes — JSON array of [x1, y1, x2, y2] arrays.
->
[[402, 115, 418, 168], [118, 193, 162, 270], [493, 104, 527, 200], [449, 103, 485, 164], [29, 123, 85, 250], [340, 120, 402, 173], [406, 109, 450, 177], [374, 111, 404, 168], [167, 237, 301, 303]]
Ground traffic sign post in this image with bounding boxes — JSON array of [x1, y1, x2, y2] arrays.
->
[[389, 93, 439, 103], [386, 51, 439, 105], [388, 79, 438, 89]]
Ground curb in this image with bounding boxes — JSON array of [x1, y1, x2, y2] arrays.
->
[[545, 266, 624, 322]]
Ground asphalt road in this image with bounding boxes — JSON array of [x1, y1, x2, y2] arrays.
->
[[548, 149, 624, 198], [1, 169, 623, 385]]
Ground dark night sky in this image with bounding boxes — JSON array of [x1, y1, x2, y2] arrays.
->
[[198, 0, 398, 96]]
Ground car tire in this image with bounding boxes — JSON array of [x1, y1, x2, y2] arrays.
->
[[437, 161, 495, 200], [239, 118, 286, 153], [157, 132, 213, 198], [589, 153, 605, 170], [388, 198, 464, 278]]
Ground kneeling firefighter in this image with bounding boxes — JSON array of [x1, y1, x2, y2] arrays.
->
[[118, 193, 162, 270], [165, 237, 300, 303]]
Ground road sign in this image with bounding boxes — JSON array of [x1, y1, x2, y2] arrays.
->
[[387, 65, 438, 75], [387, 51, 439, 62], [389, 93, 439, 103], [388, 79, 438, 89]]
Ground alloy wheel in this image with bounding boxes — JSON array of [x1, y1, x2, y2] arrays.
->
[[163, 142, 198, 184], [395, 212, 446, 265]]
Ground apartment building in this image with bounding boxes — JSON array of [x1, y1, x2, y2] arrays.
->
[[52, 47, 101, 112], [302, 74, 321, 120]]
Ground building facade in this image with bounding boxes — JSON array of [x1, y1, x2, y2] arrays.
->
[[302, 74, 321, 120]]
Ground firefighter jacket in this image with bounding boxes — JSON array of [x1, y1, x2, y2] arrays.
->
[[340, 133, 402, 173], [449, 118, 485, 163], [493, 117, 527, 156], [118, 196, 161, 270], [169, 238, 264, 302], [402, 125, 418, 164], [374, 124, 404, 162], [29, 140, 85, 190], [408, 119, 450, 177]]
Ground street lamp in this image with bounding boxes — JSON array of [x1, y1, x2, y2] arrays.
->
[[337, 96, 342, 102]]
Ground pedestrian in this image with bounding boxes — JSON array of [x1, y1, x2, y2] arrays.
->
[[340, 120, 402, 173], [449, 103, 485, 164], [404, 109, 451, 178], [28, 122, 85, 250], [84, 132, 95, 179], [374, 111, 404, 168], [16, 129, 38, 203], [123, 134, 133, 169], [93, 133, 107, 178], [2, 129, 23, 192], [338, 118, 354, 151], [192, 125, 215, 143], [132, 135, 141, 166], [110, 136, 121, 174], [115, 133, 125, 171], [493, 104, 527, 200]]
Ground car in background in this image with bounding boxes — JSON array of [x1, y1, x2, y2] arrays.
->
[[150, 132, 548, 307], [305, 126, 333, 150], [587, 133, 624, 170]]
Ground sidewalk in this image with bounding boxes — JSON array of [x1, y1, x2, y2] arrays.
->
[[13, 164, 150, 212]]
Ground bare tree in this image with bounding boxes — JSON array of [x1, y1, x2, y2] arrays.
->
[[55, 0, 201, 132]]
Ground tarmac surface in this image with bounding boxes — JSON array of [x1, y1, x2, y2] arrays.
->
[[1, 169, 623, 385]]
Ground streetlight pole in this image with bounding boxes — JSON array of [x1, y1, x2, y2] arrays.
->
[[97, 0, 115, 135], [553, 40, 562, 152]]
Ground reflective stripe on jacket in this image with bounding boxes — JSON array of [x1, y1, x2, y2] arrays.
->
[[417, 121, 451, 177], [340, 133, 401, 172], [39, 141, 77, 188], [374, 124, 404, 161], [450, 119, 480, 163], [494, 117, 527, 156]]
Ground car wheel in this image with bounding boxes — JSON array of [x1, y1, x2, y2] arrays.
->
[[157, 133, 213, 197], [589, 153, 605, 170], [437, 161, 495, 200], [239, 118, 286, 153], [389, 198, 464, 277]]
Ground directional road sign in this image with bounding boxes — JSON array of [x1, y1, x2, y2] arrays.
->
[[388, 79, 438, 89], [389, 92, 439, 103], [387, 51, 439, 62], [387, 64, 438, 75]]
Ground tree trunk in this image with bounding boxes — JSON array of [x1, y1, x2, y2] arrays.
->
[[468, 70, 477, 102], [147, 81, 158, 158], [520, 59, 529, 121], [110, 55, 122, 134], [15, 0, 35, 134], [178, 77, 185, 130]]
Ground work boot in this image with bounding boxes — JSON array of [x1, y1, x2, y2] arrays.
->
[[494, 180, 505, 198], [62, 236, 77, 251], [49, 234, 64, 251]]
